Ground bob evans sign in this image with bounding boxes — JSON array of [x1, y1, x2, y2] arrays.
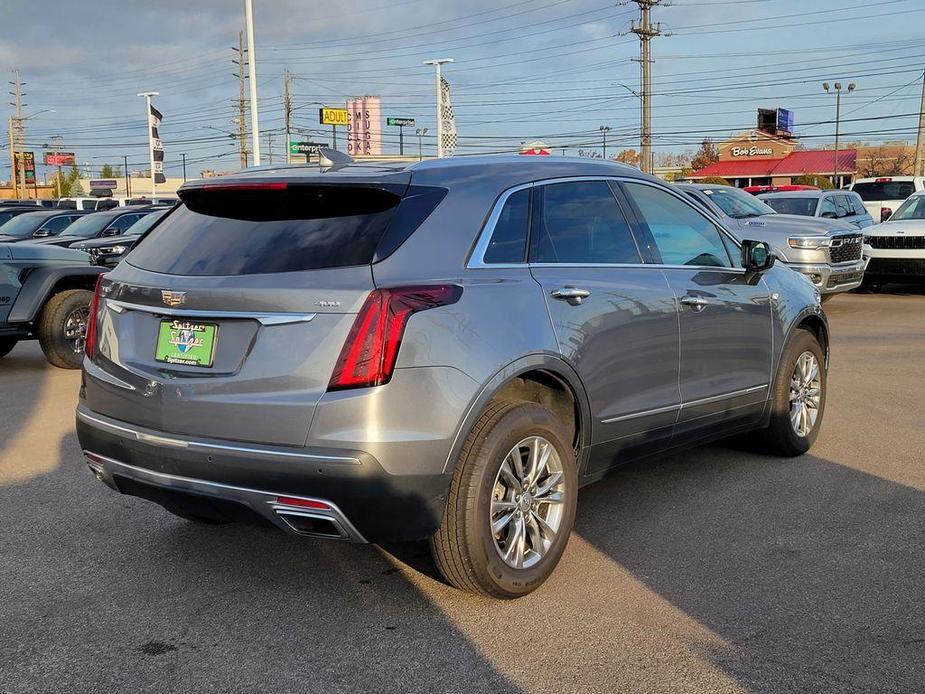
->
[[731, 145, 774, 157]]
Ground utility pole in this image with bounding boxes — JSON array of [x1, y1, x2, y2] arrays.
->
[[123, 154, 131, 197], [283, 69, 292, 164], [7, 116, 16, 199], [9, 69, 26, 198], [415, 127, 427, 161], [630, 1, 664, 174], [265, 131, 273, 164], [914, 69, 925, 177], [50, 134, 63, 198], [423, 58, 453, 158], [232, 31, 249, 169], [823, 82, 855, 187], [244, 0, 261, 165], [600, 125, 611, 160], [181, 152, 187, 181]]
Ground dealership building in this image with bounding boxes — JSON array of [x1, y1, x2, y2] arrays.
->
[[688, 108, 857, 188]]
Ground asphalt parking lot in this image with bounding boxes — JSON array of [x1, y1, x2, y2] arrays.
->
[[1, 288, 923, 694]]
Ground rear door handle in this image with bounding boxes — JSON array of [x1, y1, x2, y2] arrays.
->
[[680, 296, 709, 311], [551, 287, 591, 305]]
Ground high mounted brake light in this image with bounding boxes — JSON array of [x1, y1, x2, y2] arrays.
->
[[85, 274, 104, 360], [328, 285, 463, 391], [196, 181, 288, 191]]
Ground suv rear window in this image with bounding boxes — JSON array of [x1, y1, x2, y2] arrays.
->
[[127, 185, 402, 275], [852, 181, 915, 201]]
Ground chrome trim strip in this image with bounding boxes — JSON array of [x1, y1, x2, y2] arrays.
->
[[601, 403, 680, 425], [106, 299, 316, 326], [466, 174, 743, 270], [599, 384, 769, 424], [84, 451, 367, 542], [76, 408, 360, 464], [467, 182, 533, 269]]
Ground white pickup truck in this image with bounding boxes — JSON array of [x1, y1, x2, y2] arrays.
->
[[849, 176, 925, 223]]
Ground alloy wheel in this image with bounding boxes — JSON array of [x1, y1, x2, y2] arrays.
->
[[789, 351, 821, 437], [63, 306, 90, 355], [490, 435, 566, 570]]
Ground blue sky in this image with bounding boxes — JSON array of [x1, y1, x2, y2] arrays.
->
[[2, 0, 924, 179]]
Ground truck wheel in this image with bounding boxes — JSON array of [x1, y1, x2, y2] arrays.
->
[[36, 289, 93, 369], [431, 400, 578, 598], [0, 338, 16, 359], [754, 328, 826, 457]]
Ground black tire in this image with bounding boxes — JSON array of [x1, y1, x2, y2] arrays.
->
[[36, 289, 92, 369], [754, 328, 826, 457], [431, 400, 578, 599], [0, 338, 16, 359]]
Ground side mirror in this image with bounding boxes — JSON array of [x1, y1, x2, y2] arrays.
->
[[820, 211, 838, 219], [741, 239, 775, 274], [101, 227, 120, 236], [33, 228, 51, 237]]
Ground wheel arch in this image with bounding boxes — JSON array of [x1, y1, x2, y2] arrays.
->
[[441, 353, 593, 476], [8, 266, 105, 324], [792, 309, 830, 368]]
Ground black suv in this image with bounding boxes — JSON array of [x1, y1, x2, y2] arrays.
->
[[0, 209, 87, 243], [26, 207, 158, 249]]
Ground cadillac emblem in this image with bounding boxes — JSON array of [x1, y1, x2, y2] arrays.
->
[[161, 290, 187, 307]]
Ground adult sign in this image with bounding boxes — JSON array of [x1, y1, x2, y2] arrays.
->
[[387, 117, 415, 127], [43, 151, 76, 166], [319, 107, 349, 126]]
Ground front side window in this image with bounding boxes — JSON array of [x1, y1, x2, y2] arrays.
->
[[41, 216, 75, 233], [834, 195, 854, 217], [483, 188, 529, 263], [820, 196, 839, 218], [848, 194, 867, 216], [622, 182, 731, 268], [533, 181, 639, 264]]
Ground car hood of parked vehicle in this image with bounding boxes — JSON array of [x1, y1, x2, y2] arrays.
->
[[70, 233, 139, 251], [863, 219, 925, 237], [1, 240, 91, 263], [731, 213, 856, 237]]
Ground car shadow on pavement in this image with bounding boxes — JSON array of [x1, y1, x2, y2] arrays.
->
[[0, 433, 521, 694], [574, 442, 924, 694]]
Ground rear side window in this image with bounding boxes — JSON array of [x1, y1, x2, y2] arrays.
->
[[128, 185, 401, 275], [533, 181, 640, 264], [484, 188, 530, 263], [852, 181, 915, 201]]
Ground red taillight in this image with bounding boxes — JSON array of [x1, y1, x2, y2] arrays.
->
[[275, 496, 330, 510], [85, 274, 104, 360], [328, 285, 462, 391]]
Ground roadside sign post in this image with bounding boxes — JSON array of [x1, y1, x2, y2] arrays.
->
[[319, 107, 349, 152], [387, 117, 416, 156], [288, 140, 329, 162]]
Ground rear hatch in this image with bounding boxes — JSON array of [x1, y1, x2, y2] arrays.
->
[[852, 180, 918, 219], [85, 176, 417, 447]]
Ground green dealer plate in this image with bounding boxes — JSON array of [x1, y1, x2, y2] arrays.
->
[[154, 319, 218, 367]]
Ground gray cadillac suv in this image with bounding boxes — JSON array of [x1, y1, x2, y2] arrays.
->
[[76, 156, 828, 598]]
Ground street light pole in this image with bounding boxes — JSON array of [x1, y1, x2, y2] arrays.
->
[[599, 125, 612, 160], [244, 0, 261, 165], [423, 58, 453, 158], [823, 81, 855, 187], [137, 91, 159, 197], [181, 152, 187, 181], [415, 128, 428, 161], [123, 154, 131, 197]]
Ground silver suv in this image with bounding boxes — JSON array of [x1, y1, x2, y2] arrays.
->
[[76, 157, 828, 598]]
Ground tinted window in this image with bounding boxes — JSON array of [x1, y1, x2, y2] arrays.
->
[[847, 194, 867, 216], [60, 214, 109, 237], [123, 209, 167, 235], [852, 181, 916, 201], [623, 182, 731, 267], [533, 181, 639, 264], [762, 197, 818, 216], [108, 214, 143, 233], [0, 213, 44, 236], [41, 215, 76, 233], [484, 188, 529, 263], [128, 185, 401, 276], [833, 195, 853, 217], [700, 187, 775, 219]]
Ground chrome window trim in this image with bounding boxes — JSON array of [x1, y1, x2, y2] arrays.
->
[[106, 298, 315, 326], [467, 175, 744, 270], [600, 384, 768, 424]]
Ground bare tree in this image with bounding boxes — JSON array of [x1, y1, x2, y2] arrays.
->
[[856, 144, 915, 177]]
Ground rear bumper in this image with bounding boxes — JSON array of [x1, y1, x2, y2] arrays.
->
[[76, 405, 452, 543], [786, 258, 867, 294]]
